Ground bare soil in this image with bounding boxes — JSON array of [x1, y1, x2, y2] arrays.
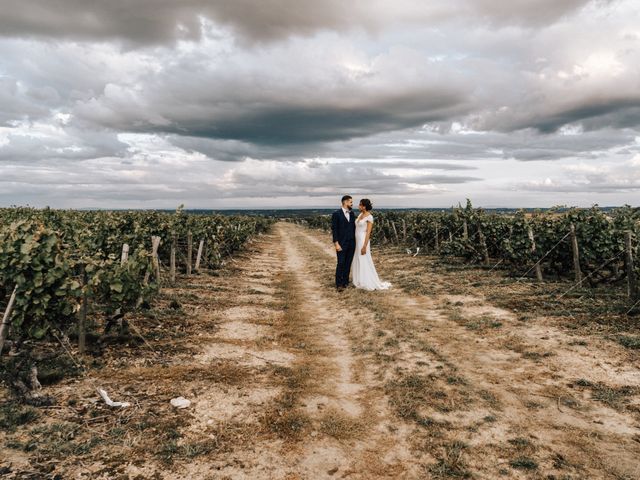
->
[[1, 222, 639, 479]]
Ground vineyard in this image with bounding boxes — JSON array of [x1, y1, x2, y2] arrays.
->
[[303, 201, 640, 306], [0, 207, 272, 370]]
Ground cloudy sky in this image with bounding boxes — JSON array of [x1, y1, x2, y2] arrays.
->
[[1, 0, 639, 209]]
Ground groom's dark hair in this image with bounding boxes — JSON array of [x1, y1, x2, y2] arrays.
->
[[341, 195, 352, 204]]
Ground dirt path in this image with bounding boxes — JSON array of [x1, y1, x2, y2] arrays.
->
[[167, 223, 427, 479], [2, 222, 639, 479]]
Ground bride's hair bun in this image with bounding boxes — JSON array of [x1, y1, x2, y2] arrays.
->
[[360, 198, 373, 211]]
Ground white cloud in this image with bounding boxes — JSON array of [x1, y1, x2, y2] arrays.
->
[[0, 0, 638, 208]]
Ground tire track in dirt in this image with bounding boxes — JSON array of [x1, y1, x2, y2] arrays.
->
[[123, 230, 297, 479], [295, 223, 640, 479]]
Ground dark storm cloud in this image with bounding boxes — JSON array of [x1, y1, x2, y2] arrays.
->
[[132, 92, 467, 145], [469, 0, 599, 26], [517, 98, 640, 134], [0, 0, 353, 45], [0, 0, 596, 45], [170, 124, 638, 164], [72, 48, 471, 146]]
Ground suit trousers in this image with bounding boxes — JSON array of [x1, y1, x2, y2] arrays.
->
[[335, 242, 355, 287]]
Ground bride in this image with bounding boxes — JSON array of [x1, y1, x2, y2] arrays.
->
[[352, 199, 391, 291]]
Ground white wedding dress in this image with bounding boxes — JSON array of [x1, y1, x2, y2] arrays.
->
[[352, 214, 391, 291]]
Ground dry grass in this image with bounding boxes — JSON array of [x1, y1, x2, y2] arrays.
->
[[318, 408, 366, 440], [258, 272, 327, 442], [427, 440, 471, 479], [572, 379, 639, 410]]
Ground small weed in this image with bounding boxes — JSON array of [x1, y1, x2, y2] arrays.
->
[[428, 441, 471, 478], [158, 439, 180, 463], [415, 416, 447, 429], [591, 385, 637, 408], [552, 452, 571, 469], [615, 335, 640, 350], [447, 376, 467, 385], [6, 438, 37, 451], [464, 315, 502, 331], [22, 422, 102, 457], [508, 437, 533, 449], [447, 311, 466, 323], [478, 389, 501, 409], [181, 441, 213, 458], [0, 403, 40, 432], [521, 350, 554, 360], [573, 379, 638, 408], [37, 356, 83, 385], [263, 409, 310, 439], [509, 456, 538, 470], [384, 337, 400, 348], [574, 378, 593, 387]]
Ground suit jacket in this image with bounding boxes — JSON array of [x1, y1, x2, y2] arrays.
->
[[331, 208, 356, 247]]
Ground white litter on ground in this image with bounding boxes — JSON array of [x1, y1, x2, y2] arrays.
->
[[97, 388, 131, 408], [170, 396, 191, 409]]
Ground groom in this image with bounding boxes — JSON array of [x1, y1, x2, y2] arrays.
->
[[331, 195, 356, 291]]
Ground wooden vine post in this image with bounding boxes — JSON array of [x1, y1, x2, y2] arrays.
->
[[187, 231, 193, 275], [391, 221, 400, 243], [170, 233, 176, 284], [478, 224, 490, 265], [401, 219, 407, 241], [195, 239, 204, 271], [527, 225, 544, 282], [569, 224, 582, 285], [463, 219, 469, 240], [0, 285, 18, 355], [136, 236, 161, 308], [120, 244, 129, 265], [78, 266, 88, 354], [434, 222, 440, 251], [625, 231, 638, 301], [151, 236, 161, 283]]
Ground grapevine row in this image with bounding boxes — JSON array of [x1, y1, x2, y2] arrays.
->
[[301, 201, 640, 298], [0, 207, 273, 349]]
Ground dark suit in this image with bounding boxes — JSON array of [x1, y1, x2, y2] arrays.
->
[[331, 208, 356, 288]]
